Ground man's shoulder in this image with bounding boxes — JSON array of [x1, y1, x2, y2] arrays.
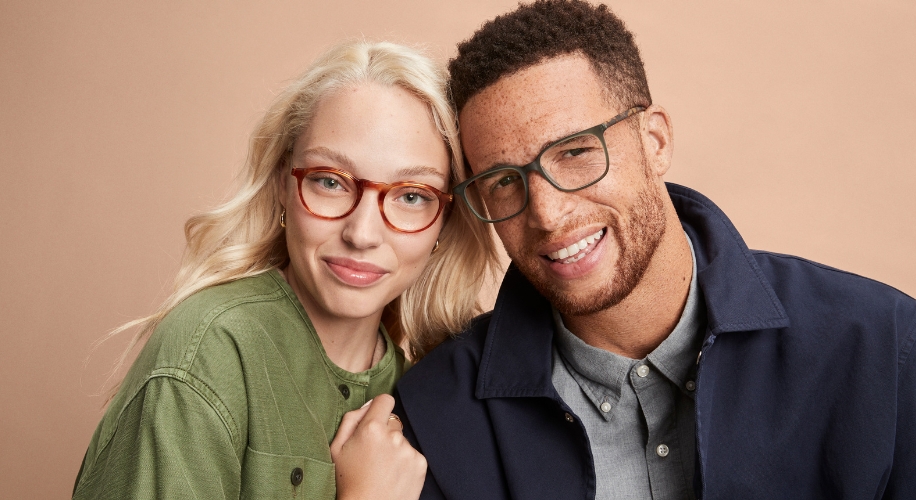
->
[[752, 250, 915, 308], [750, 250, 916, 355]]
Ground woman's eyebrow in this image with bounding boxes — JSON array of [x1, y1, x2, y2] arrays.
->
[[396, 165, 448, 181], [299, 148, 447, 181], [298, 147, 355, 169]]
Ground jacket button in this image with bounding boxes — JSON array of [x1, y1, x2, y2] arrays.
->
[[338, 384, 350, 399], [656, 444, 670, 457], [564, 412, 574, 423], [290, 467, 303, 486], [685, 380, 696, 391]]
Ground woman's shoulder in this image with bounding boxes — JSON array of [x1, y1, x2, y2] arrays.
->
[[167, 269, 293, 326], [118, 270, 305, 399]]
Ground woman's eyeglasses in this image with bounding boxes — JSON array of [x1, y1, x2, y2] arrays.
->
[[290, 167, 452, 233]]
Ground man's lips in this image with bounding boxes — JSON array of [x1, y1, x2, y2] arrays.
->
[[542, 228, 606, 264], [324, 257, 389, 286]]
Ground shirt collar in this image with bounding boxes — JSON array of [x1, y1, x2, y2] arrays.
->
[[476, 183, 789, 400]]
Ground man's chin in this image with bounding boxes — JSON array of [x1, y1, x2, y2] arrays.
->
[[543, 282, 630, 317], [515, 260, 630, 317]]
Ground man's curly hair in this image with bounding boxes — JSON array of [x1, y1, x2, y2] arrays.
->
[[448, 0, 652, 113]]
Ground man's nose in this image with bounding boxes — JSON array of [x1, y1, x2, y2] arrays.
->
[[524, 173, 575, 232]]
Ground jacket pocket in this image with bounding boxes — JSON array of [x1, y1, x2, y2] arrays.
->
[[240, 447, 335, 499]]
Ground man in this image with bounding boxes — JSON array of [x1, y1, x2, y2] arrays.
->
[[394, 1, 916, 498]]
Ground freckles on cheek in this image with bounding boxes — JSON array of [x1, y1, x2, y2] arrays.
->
[[493, 223, 524, 256]]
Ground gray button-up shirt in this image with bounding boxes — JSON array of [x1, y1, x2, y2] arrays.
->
[[552, 234, 704, 500]]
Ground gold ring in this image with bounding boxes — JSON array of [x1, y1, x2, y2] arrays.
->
[[388, 413, 402, 427]]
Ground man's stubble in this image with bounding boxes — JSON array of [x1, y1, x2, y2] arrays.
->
[[509, 159, 667, 317]]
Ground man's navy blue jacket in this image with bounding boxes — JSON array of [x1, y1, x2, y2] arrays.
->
[[394, 184, 916, 499]]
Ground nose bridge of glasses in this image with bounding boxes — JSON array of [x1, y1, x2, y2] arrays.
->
[[353, 178, 389, 202], [524, 156, 562, 190]]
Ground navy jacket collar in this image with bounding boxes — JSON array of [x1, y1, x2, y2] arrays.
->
[[476, 183, 790, 400]]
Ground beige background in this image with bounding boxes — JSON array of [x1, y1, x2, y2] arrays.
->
[[1, 0, 914, 497]]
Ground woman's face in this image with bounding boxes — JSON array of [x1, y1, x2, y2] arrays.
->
[[282, 83, 450, 328]]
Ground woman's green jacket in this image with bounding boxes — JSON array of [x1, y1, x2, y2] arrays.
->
[[73, 269, 407, 499]]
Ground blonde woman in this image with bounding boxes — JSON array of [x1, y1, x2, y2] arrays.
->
[[72, 41, 498, 499]]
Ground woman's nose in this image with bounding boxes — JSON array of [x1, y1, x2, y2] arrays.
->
[[340, 189, 386, 249]]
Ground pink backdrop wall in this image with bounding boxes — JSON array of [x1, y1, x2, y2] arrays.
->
[[1, 1, 914, 497]]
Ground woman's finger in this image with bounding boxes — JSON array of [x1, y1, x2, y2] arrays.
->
[[387, 413, 403, 431], [359, 393, 396, 425], [329, 400, 373, 458]]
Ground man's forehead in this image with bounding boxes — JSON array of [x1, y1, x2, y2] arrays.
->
[[461, 55, 598, 111], [457, 55, 614, 169]]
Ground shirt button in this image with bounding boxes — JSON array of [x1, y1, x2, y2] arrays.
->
[[656, 444, 670, 457], [338, 384, 350, 399], [636, 365, 650, 377], [685, 380, 696, 391], [564, 412, 575, 423], [600, 402, 611, 413], [290, 467, 304, 486]]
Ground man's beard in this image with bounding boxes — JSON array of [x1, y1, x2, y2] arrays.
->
[[511, 181, 667, 317]]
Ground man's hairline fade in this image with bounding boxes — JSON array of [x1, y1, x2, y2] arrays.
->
[[448, 0, 653, 117]]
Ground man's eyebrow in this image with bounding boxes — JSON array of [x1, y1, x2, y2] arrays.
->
[[477, 133, 574, 173], [298, 147, 355, 169]]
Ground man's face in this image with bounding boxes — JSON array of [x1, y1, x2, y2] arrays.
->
[[459, 55, 670, 316]]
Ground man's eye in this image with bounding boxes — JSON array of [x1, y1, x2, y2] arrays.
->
[[496, 174, 521, 187], [565, 148, 587, 157]]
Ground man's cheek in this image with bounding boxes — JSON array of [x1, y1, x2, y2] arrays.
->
[[494, 225, 526, 258]]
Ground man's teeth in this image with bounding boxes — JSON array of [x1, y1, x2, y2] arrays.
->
[[547, 229, 605, 262]]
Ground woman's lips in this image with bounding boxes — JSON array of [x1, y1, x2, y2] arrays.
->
[[324, 257, 389, 286]]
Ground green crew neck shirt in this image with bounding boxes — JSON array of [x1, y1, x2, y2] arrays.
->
[[73, 269, 407, 499]]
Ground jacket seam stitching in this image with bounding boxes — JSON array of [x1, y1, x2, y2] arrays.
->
[[180, 288, 288, 371], [149, 368, 241, 449], [756, 251, 916, 300], [83, 370, 241, 489], [899, 317, 916, 369]]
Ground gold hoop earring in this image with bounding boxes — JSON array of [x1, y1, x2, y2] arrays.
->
[[432, 240, 440, 253], [280, 208, 286, 228]]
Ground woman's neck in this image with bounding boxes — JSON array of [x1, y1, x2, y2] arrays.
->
[[279, 267, 386, 373]]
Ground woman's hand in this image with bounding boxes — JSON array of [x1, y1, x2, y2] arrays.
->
[[330, 394, 427, 500]]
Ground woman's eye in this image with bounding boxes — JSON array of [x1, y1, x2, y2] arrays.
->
[[319, 178, 340, 189], [399, 191, 431, 205]]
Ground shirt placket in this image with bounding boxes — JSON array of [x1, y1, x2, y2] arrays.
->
[[630, 361, 691, 500]]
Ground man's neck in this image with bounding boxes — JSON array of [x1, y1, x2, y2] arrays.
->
[[562, 209, 694, 360]]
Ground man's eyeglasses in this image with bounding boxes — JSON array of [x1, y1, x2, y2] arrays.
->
[[453, 106, 646, 223], [290, 167, 453, 233]]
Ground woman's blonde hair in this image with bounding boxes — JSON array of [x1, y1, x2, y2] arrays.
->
[[103, 40, 499, 387]]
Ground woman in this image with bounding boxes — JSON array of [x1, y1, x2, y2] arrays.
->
[[72, 41, 497, 499]]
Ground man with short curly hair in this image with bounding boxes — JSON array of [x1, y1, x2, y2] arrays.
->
[[394, 1, 916, 498]]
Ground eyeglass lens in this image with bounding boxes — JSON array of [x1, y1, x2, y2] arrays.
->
[[299, 169, 444, 232], [467, 132, 608, 221]]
